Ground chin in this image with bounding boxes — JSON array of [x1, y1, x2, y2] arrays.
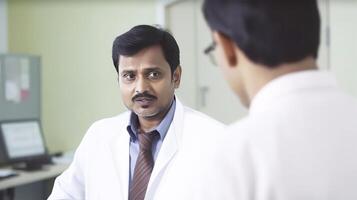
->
[[135, 110, 160, 119]]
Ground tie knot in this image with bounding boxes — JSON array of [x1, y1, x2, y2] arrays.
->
[[137, 130, 158, 152]]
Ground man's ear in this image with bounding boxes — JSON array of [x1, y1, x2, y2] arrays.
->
[[172, 65, 182, 89], [213, 31, 237, 67]]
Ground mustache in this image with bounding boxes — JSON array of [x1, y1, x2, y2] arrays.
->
[[132, 92, 157, 102]]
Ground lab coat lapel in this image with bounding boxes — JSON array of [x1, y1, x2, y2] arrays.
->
[[108, 116, 130, 200], [147, 99, 185, 194]]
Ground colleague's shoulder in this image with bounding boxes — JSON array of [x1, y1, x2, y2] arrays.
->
[[226, 117, 254, 140], [224, 115, 273, 149]]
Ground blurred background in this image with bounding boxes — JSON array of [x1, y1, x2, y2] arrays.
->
[[0, 0, 356, 199]]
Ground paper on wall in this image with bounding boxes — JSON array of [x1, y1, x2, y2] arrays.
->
[[5, 80, 21, 103], [4, 57, 31, 103]]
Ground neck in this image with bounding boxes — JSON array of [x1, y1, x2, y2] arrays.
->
[[138, 117, 162, 133], [246, 57, 318, 106]]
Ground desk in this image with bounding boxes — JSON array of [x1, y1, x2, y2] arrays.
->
[[0, 164, 68, 200]]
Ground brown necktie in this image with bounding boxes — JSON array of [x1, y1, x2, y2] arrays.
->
[[129, 130, 158, 200]]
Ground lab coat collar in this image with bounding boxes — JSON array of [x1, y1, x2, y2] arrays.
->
[[146, 97, 185, 198]]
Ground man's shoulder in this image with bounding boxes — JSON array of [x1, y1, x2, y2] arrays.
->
[[71, 111, 131, 157], [224, 116, 270, 147], [227, 117, 254, 137], [90, 111, 130, 128], [83, 111, 131, 139]]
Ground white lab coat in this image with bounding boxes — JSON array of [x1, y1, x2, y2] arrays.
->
[[156, 70, 357, 200], [47, 98, 225, 200]]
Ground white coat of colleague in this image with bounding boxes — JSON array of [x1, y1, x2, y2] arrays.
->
[[156, 0, 357, 199]]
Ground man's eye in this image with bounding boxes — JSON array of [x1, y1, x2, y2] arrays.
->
[[148, 71, 160, 79], [123, 73, 135, 81]]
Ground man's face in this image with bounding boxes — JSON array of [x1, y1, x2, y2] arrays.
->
[[118, 45, 181, 120]]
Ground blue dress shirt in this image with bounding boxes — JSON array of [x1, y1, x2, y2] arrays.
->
[[126, 99, 176, 184]]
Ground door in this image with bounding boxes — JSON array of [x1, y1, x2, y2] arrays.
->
[[329, 0, 357, 96]]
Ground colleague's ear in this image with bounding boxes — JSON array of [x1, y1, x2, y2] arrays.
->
[[213, 31, 237, 67], [172, 66, 182, 88]]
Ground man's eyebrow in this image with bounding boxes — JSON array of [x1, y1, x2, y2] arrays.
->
[[120, 69, 136, 75], [143, 67, 162, 72]]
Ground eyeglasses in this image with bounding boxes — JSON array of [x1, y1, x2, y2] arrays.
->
[[204, 41, 217, 66]]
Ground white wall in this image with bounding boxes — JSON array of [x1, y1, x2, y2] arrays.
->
[[0, 0, 8, 53]]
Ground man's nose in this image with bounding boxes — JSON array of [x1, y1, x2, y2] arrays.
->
[[135, 77, 149, 93]]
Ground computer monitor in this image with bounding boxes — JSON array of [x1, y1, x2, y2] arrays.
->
[[0, 119, 50, 170]]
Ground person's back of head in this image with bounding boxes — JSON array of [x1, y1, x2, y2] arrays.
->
[[203, 0, 321, 106], [203, 0, 320, 68]]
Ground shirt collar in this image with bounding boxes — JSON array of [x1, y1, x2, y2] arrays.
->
[[127, 99, 176, 142], [249, 70, 338, 115]]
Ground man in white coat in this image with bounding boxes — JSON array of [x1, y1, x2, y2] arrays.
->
[[157, 0, 357, 199], [202, 0, 357, 199], [47, 25, 224, 200]]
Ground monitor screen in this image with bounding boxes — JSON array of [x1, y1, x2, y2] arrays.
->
[[0, 120, 46, 159]]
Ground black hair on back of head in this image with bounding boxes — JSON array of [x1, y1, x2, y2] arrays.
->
[[203, 0, 320, 68]]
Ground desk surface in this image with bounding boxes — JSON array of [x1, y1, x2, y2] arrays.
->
[[0, 164, 68, 190]]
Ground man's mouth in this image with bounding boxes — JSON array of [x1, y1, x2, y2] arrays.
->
[[133, 96, 156, 107]]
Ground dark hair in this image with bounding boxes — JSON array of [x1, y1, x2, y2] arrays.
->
[[203, 0, 320, 68], [112, 25, 180, 73]]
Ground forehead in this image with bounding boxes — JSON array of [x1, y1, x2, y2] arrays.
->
[[118, 45, 170, 71]]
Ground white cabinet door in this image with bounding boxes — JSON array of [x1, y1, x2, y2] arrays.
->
[[330, 0, 357, 97], [164, 0, 246, 123], [164, 1, 198, 109], [194, 0, 247, 123]]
